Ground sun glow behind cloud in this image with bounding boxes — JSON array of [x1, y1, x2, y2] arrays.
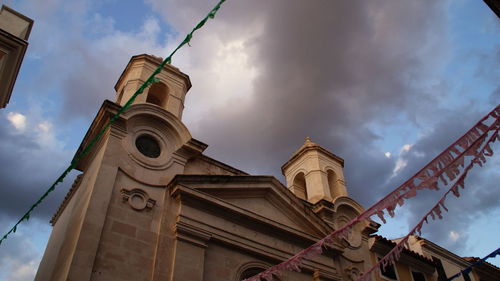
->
[[7, 112, 27, 131]]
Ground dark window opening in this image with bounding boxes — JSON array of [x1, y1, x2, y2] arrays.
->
[[432, 256, 448, 281], [292, 172, 307, 200], [327, 169, 338, 198], [412, 271, 426, 281], [379, 258, 398, 280], [463, 272, 472, 281], [135, 135, 161, 158], [146, 82, 168, 107], [240, 268, 264, 280]]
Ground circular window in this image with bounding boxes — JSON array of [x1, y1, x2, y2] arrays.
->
[[135, 135, 161, 158]]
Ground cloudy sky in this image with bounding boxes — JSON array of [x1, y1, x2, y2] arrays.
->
[[0, 0, 499, 280]]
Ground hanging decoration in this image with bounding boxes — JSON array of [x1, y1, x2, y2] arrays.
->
[[0, 0, 227, 247], [355, 123, 499, 281], [244, 105, 499, 281], [446, 247, 500, 281]]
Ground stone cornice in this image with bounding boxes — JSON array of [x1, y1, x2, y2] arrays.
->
[[281, 141, 345, 173], [0, 28, 28, 108], [114, 54, 191, 92], [177, 214, 342, 280], [72, 100, 122, 171], [50, 174, 83, 226], [168, 174, 336, 237], [168, 176, 347, 253], [196, 154, 248, 175], [175, 221, 212, 248]]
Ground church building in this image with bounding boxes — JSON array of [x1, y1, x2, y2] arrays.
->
[[34, 54, 496, 281]]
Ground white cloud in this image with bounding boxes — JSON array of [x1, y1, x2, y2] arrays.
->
[[402, 144, 412, 152], [385, 152, 391, 158], [7, 112, 27, 132], [391, 144, 413, 175], [449, 230, 460, 241], [182, 38, 258, 127], [37, 121, 52, 133], [7, 260, 37, 281]]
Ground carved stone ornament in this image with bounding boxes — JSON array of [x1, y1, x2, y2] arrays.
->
[[121, 188, 156, 211], [344, 265, 362, 281], [336, 216, 362, 248]]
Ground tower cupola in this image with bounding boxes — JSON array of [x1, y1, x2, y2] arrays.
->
[[114, 54, 191, 119], [282, 137, 348, 204]]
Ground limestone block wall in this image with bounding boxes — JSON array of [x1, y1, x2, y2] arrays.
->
[[35, 143, 107, 281], [90, 170, 165, 281]]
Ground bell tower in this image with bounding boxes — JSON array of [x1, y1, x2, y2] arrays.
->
[[35, 54, 208, 281], [115, 54, 191, 119], [282, 137, 348, 204]]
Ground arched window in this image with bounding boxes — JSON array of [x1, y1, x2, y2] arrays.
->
[[146, 82, 168, 107], [240, 268, 264, 280], [327, 169, 338, 199], [292, 172, 307, 200], [239, 267, 281, 281]]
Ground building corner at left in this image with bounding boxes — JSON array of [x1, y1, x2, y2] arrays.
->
[[0, 5, 33, 109]]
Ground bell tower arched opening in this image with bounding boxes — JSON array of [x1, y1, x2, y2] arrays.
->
[[146, 82, 168, 107], [282, 137, 348, 203], [327, 169, 339, 199], [292, 172, 308, 200], [114, 54, 191, 120]]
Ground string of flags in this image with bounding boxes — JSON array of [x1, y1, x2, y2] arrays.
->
[[0, 3, 496, 281], [355, 119, 499, 281], [0, 0, 227, 247], [244, 105, 499, 281], [446, 247, 500, 281]]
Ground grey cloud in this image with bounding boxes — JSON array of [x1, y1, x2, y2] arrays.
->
[[160, 0, 450, 201], [0, 112, 76, 221], [149, 0, 499, 254]]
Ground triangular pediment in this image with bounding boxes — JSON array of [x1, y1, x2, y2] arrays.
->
[[216, 194, 314, 235], [169, 175, 333, 239]]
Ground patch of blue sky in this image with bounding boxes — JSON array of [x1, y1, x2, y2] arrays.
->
[[57, 118, 94, 151], [372, 211, 412, 239], [465, 208, 500, 267], [85, 0, 177, 43], [441, 0, 500, 109], [3, 49, 44, 111], [369, 114, 419, 157]]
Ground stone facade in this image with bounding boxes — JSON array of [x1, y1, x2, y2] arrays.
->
[[35, 54, 496, 281], [34, 54, 378, 281]]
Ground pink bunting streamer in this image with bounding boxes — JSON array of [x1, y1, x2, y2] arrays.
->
[[354, 126, 499, 281], [244, 106, 499, 281]]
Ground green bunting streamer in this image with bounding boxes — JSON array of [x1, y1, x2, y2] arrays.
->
[[0, 0, 227, 248]]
